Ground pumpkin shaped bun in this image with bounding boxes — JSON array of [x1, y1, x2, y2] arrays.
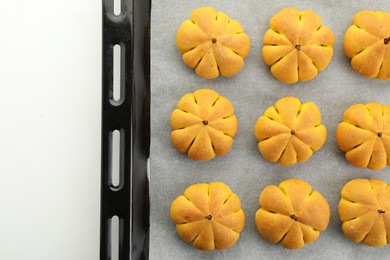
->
[[170, 88, 238, 161], [339, 179, 390, 247], [262, 7, 335, 84], [255, 179, 330, 250], [176, 7, 250, 79], [254, 97, 327, 166], [336, 102, 390, 170], [344, 10, 390, 79], [170, 182, 245, 250]]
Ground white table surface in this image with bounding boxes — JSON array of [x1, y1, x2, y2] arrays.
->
[[0, 1, 101, 259]]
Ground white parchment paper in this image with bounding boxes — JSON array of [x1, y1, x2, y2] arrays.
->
[[150, 1, 390, 259]]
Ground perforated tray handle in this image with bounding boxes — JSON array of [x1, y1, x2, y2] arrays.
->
[[101, 1, 150, 259]]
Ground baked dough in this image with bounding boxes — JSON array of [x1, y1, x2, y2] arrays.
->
[[255, 179, 330, 249], [336, 102, 390, 170], [170, 88, 238, 160], [339, 179, 390, 246], [170, 182, 245, 250], [262, 7, 334, 84], [176, 6, 250, 79], [344, 10, 390, 79], [254, 97, 327, 165]]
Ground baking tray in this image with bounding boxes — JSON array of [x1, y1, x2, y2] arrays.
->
[[100, 0, 150, 259], [100, 0, 390, 259]]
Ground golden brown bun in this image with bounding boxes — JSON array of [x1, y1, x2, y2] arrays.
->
[[255, 179, 330, 250], [344, 10, 390, 79], [339, 179, 390, 247], [336, 102, 390, 170], [170, 88, 238, 161], [170, 182, 245, 250], [262, 7, 334, 84], [176, 6, 250, 79], [254, 97, 327, 166]]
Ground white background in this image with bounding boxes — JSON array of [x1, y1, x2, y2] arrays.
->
[[0, 1, 101, 259]]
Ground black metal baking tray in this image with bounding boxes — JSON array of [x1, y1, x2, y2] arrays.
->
[[100, 0, 150, 259]]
